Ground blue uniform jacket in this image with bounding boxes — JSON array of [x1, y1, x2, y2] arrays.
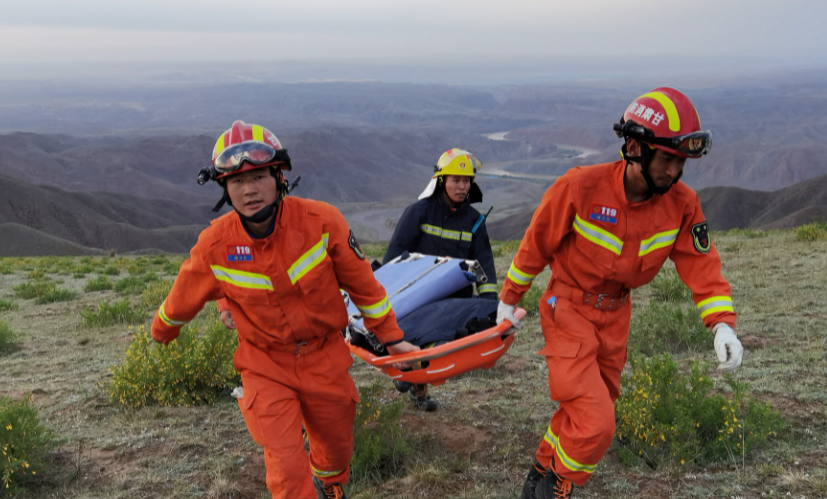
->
[[382, 194, 498, 299]]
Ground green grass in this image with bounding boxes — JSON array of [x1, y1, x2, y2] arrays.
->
[[795, 222, 827, 241], [0, 232, 825, 499], [113, 276, 148, 295], [628, 301, 710, 356], [84, 276, 113, 292], [102, 266, 120, 276], [80, 298, 148, 327], [0, 321, 17, 353], [0, 299, 18, 312]]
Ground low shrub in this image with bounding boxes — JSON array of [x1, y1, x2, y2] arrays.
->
[[795, 222, 827, 241], [34, 288, 77, 305], [151, 256, 168, 265], [161, 262, 180, 275], [615, 355, 785, 469], [72, 273, 87, 279], [141, 280, 174, 310], [0, 322, 17, 354], [127, 264, 147, 276], [80, 299, 147, 327], [629, 301, 710, 356], [107, 311, 240, 406], [102, 266, 120, 276], [113, 276, 147, 295], [25, 270, 45, 280], [13, 281, 56, 300], [350, 384, 408, 485], [0, 261, 13, 275], [649, 268, 690, 302], [141, 272, 159, 283], [0, 394, 57, 495], [13, 281, 77, 304], [84, 276, 113, 292], [0, 300, 17, 312], [73, 264, 94, 275]]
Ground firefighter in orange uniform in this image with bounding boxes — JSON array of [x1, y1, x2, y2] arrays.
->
[[151, 121, 419, 499], [496, 88, 744, 498]]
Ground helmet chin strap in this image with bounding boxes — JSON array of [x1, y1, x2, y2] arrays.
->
[[622, 142, 682, 197]]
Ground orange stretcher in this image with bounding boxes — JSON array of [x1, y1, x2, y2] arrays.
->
[[347, 308, 526, 386]]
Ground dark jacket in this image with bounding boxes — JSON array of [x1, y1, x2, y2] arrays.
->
[[383, 194, 498, 299]]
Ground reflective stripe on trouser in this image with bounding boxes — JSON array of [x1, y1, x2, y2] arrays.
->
[[235, 335, 358, 499], [534, 287, 631, 486]]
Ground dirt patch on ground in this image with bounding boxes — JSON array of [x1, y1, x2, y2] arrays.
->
[[759, 393, 825, 423], [402, 414, 491, 456], [739, 334, 778, 350], [235, 452, 267, 498], [0, 388, 50, 401], [501, 356, 530, 375]]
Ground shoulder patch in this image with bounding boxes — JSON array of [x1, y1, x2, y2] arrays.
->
[[692, 221, 711, 254], [348, 230, 366, 260]]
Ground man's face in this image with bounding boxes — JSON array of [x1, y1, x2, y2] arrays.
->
[[225, 168, 278, 218], [646, 148, 687, 188], [444, 175, 471, 204]]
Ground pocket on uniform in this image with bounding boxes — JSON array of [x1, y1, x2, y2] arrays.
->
[[224, 284, 270, 305], [538, 340, 581, 358], [238, 387, 266, 447], [574, 233, 614, 271]]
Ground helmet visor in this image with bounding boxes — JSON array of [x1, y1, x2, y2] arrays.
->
[[214, 140, 277, 173], [672, 131, 712, 158]]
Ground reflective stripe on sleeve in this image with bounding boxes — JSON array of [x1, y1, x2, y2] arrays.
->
[[356, 295, 392, 319], [696, 296, 734, 319], [638, 228, 680, 256], [210, 265, 274, 290], [420, 224, 472, 242], [158, 301, 189, 327], [573, 214, 624, 256], [543, 426, 598, 474], [478, 283, 498, 295], [287, 233, 330, 285], [506, 262, 537, 286]]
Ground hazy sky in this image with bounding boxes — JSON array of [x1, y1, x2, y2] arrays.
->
[[1, 0, 825, 67]]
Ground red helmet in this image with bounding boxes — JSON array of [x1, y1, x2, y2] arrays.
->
[[614, 87, 711, 158], [211, 120, 292, 179]]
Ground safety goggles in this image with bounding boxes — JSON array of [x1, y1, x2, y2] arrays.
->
[[614, 121, 712, 158], [645, 131, 712, 158], [213, 140, 290, 174]]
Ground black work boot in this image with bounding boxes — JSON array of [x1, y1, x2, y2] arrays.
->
[[535, 465, 575, 499], [409, 384, 437, 411], [393, 379, 412, 393], [313, 476, 348, 499], [519, 460, 546, 499]]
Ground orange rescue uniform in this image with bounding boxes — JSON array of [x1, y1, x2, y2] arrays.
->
[[151, 196, 403, 499], [501, 160, 736, 486]]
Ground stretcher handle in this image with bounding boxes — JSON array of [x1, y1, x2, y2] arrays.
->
[[367, 308, 527, 366]]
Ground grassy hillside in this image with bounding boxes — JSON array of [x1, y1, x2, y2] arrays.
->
[[0, 230, 825, 498]]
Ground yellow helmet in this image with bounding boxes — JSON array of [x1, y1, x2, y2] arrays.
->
[[418, 148, 484, 201], [432, 148, 482, 178]]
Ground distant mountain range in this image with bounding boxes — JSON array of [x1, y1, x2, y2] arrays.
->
[[486, 174, 827, 241]]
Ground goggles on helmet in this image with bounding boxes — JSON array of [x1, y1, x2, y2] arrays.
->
[[213, 140, 290, 174], [614, 121, 712, 158]]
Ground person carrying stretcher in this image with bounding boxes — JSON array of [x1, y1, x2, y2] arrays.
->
[[151, 120, 418, 499]]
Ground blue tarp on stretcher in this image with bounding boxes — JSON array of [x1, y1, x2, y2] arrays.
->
[[346, 256, 474, 328]]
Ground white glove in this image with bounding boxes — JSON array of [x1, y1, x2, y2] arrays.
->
[[496, 301, 523, 330], [713, 323, 743, 373]]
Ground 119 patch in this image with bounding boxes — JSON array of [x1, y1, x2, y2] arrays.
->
[[348, 230, 365, 260], [589, 203, 619, 225], [692, 221, 711, 254], [227, 245, 253, 262]]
